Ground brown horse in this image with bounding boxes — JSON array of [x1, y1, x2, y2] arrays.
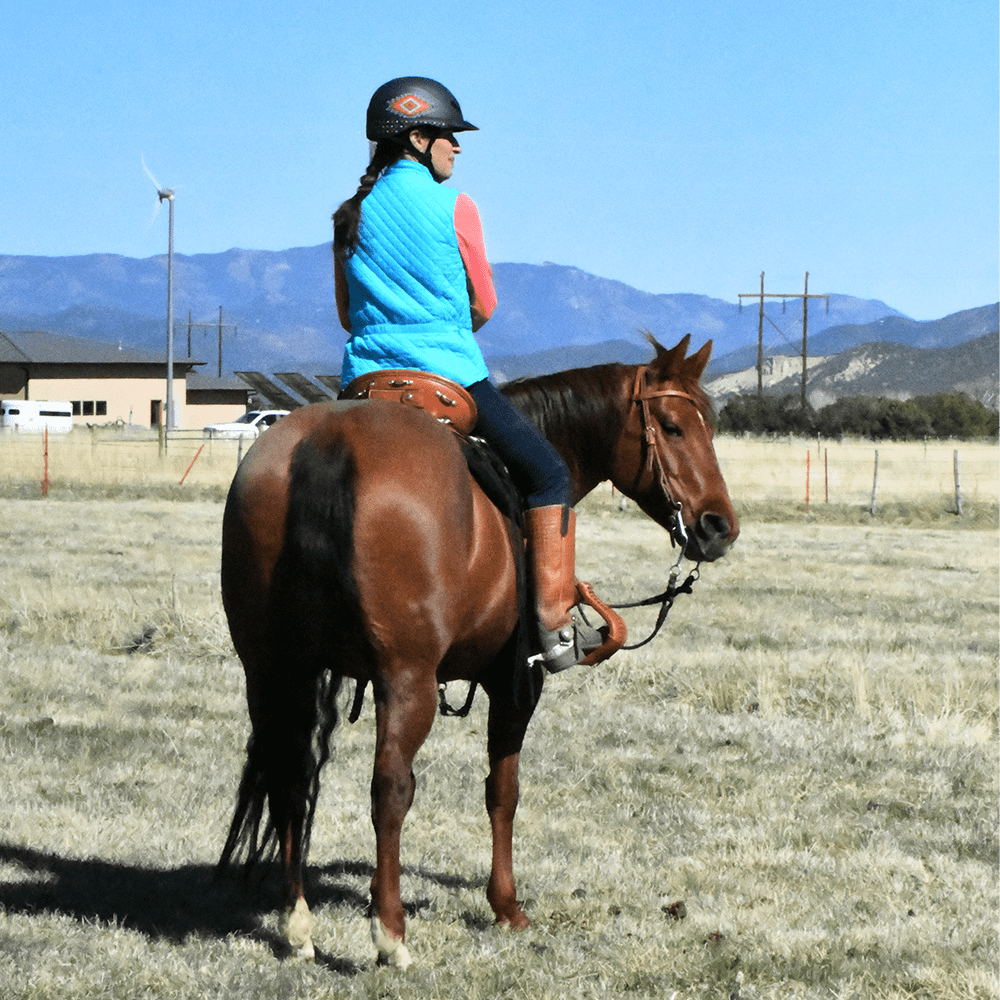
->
[[218, 333, 738, 968]]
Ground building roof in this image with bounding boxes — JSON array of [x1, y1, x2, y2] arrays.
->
[[0, 329, 203, 367], [187, 372, 251, 391]]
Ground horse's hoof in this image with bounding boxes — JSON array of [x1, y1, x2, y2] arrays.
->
[[371, 916, 413, 970], [281, 898, 316, 961], [496, 911, 531, 931]]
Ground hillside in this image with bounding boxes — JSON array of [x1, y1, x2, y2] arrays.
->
[[0, 248, 995, 406], [708, 303, 1000, 373], [0, 248, 907, 372], [704, 331, 1000, 411]]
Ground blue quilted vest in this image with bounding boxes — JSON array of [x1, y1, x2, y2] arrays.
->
[[341, 160, 490, 387]]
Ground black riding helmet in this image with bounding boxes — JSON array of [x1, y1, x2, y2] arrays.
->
[[366, 77, 477, 142]]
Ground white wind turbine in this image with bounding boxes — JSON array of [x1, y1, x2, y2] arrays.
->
[[143, 156, 177, 431]]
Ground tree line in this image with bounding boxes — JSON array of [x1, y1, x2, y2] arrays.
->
[[717, 392, 999, 440]]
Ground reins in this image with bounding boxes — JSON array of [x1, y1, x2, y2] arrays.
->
[[605, 562, 700, 651]]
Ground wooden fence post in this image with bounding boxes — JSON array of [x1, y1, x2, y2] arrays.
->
[[41, 428, 49, 496], [869, 449, 879, 515], [954, 449, 963, 515]]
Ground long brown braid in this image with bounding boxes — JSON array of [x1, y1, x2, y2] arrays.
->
[[332, 140, 407, 262]]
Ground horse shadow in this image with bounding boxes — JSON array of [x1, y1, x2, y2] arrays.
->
[[0, 843, 486, 973]]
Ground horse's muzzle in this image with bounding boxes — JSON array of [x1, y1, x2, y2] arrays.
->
[[684, 511, 736, 562]]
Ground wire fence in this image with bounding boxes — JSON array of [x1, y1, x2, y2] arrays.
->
[[0, 427, 249, 490], [1, 428, 998, 510], [713, 436, 999, 510]]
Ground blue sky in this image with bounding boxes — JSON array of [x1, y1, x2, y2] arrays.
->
[[1, 0, 996, 320]]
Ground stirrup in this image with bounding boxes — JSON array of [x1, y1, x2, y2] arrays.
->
[[533, 583, 627, 673], [575, 582, 627, 667], [534, 606, 604, 674]]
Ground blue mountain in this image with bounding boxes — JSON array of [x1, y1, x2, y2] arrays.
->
[[0, 246, 991, 379]]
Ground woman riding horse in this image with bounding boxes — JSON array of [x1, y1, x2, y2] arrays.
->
[[332, 76, 612, 672]]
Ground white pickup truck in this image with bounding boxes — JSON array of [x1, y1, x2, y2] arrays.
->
[[203, 409, 289, 439]]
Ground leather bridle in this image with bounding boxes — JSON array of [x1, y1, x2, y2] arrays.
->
[[590, 364, 708, 652], [630, 364, 706, 553]]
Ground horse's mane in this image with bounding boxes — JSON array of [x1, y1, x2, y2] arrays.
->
[[500, 362, 631, 459], [500, 349, 714, 444]]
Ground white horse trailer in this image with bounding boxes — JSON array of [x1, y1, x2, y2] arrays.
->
[[0, 400, 74, 434]]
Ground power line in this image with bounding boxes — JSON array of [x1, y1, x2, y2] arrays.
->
[[739, 272, 829, 406], [179, 306, 237, 377]]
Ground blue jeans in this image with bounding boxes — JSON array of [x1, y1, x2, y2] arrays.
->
[[466, 379, 572, 509]]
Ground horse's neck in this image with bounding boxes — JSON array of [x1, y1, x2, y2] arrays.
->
[[504, 364, 631, 503]]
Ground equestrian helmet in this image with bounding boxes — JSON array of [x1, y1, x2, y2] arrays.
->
[[366, 77, 477, 141]]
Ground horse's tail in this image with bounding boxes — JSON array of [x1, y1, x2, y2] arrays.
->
[[219, 435, 377, 874]]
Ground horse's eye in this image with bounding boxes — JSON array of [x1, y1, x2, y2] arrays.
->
[[660, 419, 683, 437]]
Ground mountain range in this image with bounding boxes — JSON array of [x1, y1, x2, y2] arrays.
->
[[704, 331, 1000, 411], [0, 245, 996, 406]]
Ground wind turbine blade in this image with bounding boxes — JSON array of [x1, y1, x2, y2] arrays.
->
[[141, 154, 162, 192]]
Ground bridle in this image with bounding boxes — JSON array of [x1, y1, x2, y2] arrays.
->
[[598, 364, 707, 651], [630, 363, 706, 554]]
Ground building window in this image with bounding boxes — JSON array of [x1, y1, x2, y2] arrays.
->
[[70, 401, 107, 417]]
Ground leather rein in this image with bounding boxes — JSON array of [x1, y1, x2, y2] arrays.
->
[[602, 365, 705, 651]]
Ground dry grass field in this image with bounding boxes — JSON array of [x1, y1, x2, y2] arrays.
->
[[0, 432, 996, 998], [1, 430, 997, 514]]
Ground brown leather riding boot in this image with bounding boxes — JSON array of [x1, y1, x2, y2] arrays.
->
[[524, 505, 604, 673]]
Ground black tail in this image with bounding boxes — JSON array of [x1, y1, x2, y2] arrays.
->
[[219, 437, 378, 873]]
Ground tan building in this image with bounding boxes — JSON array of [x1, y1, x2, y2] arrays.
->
[[0, 329, 250, 429]]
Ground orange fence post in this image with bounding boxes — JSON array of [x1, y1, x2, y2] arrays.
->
[[179, 444, 206, 485]]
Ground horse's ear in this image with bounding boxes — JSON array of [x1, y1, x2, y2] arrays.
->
[[646, 332, 692, 373], [683, 339, 713, 381]]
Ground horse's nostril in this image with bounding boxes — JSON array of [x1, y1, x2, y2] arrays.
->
[[698, 512, 730, 541]]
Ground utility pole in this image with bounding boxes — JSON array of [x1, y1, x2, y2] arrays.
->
[[158, 187, 175, 430], [739, 271, 829, 406], [176, 307, 237, 377]]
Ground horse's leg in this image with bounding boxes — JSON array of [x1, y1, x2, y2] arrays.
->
[[484, 694, 538, 929], [368, 666, 439, 969], [278, 818, 314, 960]]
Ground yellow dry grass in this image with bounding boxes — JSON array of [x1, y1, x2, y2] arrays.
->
[[2, 431, 997, 505], [713, 436, 999, 509], [0, 434, 996, 999], [0, 431, 244, 491]]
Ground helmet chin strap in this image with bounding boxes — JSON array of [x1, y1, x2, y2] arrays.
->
[[405, 131, 446, 183]]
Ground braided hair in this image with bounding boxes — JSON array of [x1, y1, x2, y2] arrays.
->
[[332, 140, 407, 263]]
